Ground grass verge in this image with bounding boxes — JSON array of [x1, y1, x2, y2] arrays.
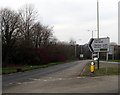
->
[[2, 59, 80, 74], [101, 60, 120, 62], [108, 60, 120, 62], [2, 68, 17, 74], [82, 62, 120, 76], [22, 62, 62, 71], [2, 62, 62, 74]]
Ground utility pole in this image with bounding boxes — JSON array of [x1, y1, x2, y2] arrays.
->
[[88, 30, 95, 38], [75, 41, 77, 58], [92, 31, 93, 38], [75, 39, 82, 58], [97, 0, 99, 39], [97, 0, 100, 70], [88, 30, 96, 60], [81, 45, 82, 54]]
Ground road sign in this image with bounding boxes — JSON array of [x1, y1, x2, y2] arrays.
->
[[80, 54, 84, 58], [108, 45, 114, 54], [88, 37, 110, 52]]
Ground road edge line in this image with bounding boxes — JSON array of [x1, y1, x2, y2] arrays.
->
[[80, 61, 90, 76]]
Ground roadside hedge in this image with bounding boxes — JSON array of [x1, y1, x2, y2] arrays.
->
[[9, 48, 67, 66]]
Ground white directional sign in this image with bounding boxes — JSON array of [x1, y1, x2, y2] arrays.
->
[[109, 45, 114, 54], [80, 54, 84, 58], [88, 37, 110, 52]]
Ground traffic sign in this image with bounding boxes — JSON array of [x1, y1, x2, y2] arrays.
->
[[108, 45, 114, 54], [88, 37, 110, 52], [80, 54, 84, 58]]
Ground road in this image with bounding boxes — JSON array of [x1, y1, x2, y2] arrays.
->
[[3, 60, 119, 93], [3, 60, 87, 89]]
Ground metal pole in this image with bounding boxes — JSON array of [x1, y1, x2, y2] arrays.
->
[[88, 30, 94, 60], [106, 52, 109, 61], [112, 46, 114, 60], [97, 0, 100, 70], [97, 0, 99, 39], [97, 52, 100, 69], [81, 45, 82, 54], [106, 52, 109, 73], [92, 31, 93, 60], [75, 41, 76, 58], [92, 31, 93, 38]]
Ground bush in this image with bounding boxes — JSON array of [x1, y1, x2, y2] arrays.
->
[[11, 47, 68, 66], [54, 54, 67, 62], [32, 48, 68, 65], [31, 48, 52, 65], [11, 48, 33, 65]]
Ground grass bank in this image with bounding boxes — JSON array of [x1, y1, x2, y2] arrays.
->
[[108, 60, 120, 62], [82, 61, 120, 76], [2, 62, 62, 74], [2, 59, 79, 74], [101, 60, 120, 62]]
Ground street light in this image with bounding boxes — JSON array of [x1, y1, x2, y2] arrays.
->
[[88, 30, 97, 38], [97, 0, 100, 69], [75, 41, 77, 57], [97, 0, 100, 39], [74, 39, 82, 58], [88, 30, 97, 60]]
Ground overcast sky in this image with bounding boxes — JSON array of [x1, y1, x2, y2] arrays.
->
[[0, 0, 119, 44]]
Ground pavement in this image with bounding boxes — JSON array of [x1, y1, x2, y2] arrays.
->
[[2, 60, 119, 93]]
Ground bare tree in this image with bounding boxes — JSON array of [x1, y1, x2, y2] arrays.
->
[[30, 22, 54, 48], [0, 8, 21, 64], [49, 36, 58, 45], [1, 5, 82, 66], [30, 22, 43, 48], [18, 4, 38, 48], [0, 8, 21, 46], [40, 26, 53, 47]]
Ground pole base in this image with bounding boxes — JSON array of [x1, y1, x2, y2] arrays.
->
[[89, 72, 95, 77]]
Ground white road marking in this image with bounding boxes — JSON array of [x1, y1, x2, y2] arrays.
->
[[76, 77, 85, 79], [32, 78, 41, 81], [22, 81, 33, 84], [43, 80, 47, 81], [9, 83, 13, 85], [91, 77, 99, 78], [58, 78, 62, 80], [16, 82, 22, 85]]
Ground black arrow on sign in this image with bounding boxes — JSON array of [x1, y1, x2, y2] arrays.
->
[[88, 38, 94, 52]]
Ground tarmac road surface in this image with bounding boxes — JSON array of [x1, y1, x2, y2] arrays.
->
[[2, 60, 119, 93]]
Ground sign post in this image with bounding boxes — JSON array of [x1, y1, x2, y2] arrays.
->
[[88, 37, 110, 69], [88, 37, 110, 53], [80, 54, 84, 59]]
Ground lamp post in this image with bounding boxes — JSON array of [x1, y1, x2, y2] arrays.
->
[[88, 30, 97, 38], [74, 39, 82, 58], [88, 30, 96, 60], [97, 0, 99, 39], [97, 0, 100, 70], [75, 41, 77, 58]]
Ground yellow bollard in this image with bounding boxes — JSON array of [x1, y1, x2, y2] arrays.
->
[[90, 65, 95, 73], [90, 62, 95, 73]]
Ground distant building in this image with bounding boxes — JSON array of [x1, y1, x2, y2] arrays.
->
[[118, 1, 120, 45]]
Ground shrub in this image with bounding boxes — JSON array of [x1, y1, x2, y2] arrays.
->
[[5, 47, 68, 66]]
